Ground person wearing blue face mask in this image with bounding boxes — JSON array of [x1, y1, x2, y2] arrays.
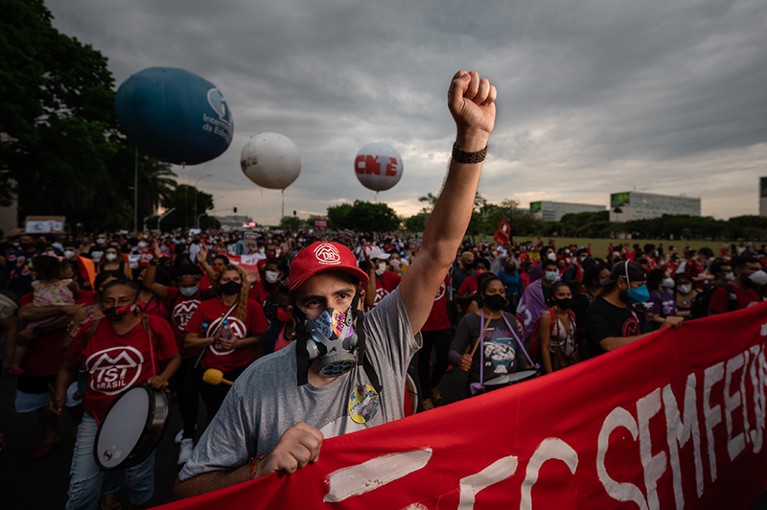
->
[[585, 261, 683, 358]]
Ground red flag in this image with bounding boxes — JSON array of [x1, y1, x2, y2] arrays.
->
[[494, 219, 511, 246]]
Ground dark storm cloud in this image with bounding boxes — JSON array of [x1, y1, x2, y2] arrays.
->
[[46, 0, 767, 222]]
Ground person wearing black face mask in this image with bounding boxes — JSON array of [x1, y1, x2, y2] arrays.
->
[[184, 265, 268, 432], [538, 282, 580, 374], [449, 276, 530, 397]]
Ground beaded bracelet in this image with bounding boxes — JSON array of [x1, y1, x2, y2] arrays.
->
[[452, 142, 487, 164]]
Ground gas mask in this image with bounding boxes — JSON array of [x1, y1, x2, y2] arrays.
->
[[303, 306, 359, 378]]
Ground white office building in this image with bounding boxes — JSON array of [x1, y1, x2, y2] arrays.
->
[[529, 201, 606, 222], [609, 191, 700, 222]]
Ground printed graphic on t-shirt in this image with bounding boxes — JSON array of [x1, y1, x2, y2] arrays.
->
[[434, 281, 446, 301], [374, 287, 388, 305], [483, 328, 516, 376], [172, 299, 200, 330], [622, 313, 641, 337], [86, 346, 144, 396], [205, 316, 247, 356]]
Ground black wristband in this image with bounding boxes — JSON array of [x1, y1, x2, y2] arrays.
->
[[452, 143, 487, 164]]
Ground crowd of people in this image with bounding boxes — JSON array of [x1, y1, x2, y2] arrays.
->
[[2, 224, 766, 505], [0, 70, 766, 508]]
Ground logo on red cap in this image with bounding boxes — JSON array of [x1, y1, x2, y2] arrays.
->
[[314, 243, 342, 265]]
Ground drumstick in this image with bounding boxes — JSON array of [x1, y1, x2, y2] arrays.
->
[[202, 369, 234, 386], [468, 315, 495, 358]]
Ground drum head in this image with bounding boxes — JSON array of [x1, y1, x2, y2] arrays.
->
[[506, 369, 538, 383], [95, 387, 169, 470]]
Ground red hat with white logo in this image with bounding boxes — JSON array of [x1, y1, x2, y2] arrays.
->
[[289, 241, 369, 291]]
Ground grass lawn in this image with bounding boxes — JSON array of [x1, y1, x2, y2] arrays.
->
[[507, 236, 730, 258]]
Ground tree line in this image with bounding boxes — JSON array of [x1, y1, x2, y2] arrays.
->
[[0, 0, 214, 232], [280, 195, 767, 242]]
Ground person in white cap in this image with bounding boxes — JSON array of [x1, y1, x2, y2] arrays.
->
[[174, 69, 497, 498], [364, 245, 401, 309]]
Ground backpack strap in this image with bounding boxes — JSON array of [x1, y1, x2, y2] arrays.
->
[[140, 314, 159, 377]]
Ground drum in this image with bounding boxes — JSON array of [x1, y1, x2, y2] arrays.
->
[[94, 386, 169, 470], [483, 369, 539, 387], [404, 373, 418, 416]]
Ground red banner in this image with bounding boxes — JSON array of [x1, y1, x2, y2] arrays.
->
[[157, 302, 767, 510]]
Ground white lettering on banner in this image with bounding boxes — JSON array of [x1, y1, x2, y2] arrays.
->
[[520, 439, 578, 510], [457, 456, 518, 510], [749, 345, 765, 453], [597, 407, 649, 510], [323, 448, 432, 503], [662, 374, 704, 510], [741, 349, 752, 449], [312, 340, 766, 509], [703, 361, 724, 483], [637, 388, 667, 510], [724, 353, 746, 461]]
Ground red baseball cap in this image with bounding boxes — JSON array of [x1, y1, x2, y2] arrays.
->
[[289, 241, 369, 291]]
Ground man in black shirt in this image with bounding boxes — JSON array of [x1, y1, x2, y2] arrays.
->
[[586, 261, 682, 357]]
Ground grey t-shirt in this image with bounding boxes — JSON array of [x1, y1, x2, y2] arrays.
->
[[179, 288, 420, 480]]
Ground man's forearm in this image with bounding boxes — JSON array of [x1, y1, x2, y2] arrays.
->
[[173, 465, 250, 499], [420, 134, 487, 269]]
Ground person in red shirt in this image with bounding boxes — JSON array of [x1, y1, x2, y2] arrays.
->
[[708, 256, 764, 314], [51, 279, 180, 510], [364, 246, 402, 309], [144, 255, 213, 464], [185, 265, 268, 423], [417, 274, 452, 410]]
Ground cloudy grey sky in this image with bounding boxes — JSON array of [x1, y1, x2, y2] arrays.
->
[[46, 0, 767, 224]]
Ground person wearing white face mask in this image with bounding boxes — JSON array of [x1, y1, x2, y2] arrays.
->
[[707, 258, 734, 286], [97, 245, 132, 279], [708, 255, 764, 315], [248, 257, 290, 325], [673, 274, 697, 319], [516, 258, 560, 338], [644, 269, 677, 332], [364, 245, 402, 310]]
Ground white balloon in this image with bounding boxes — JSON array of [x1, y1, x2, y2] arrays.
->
[[354, 143, 403, 192], [240, 133, 301, 190]]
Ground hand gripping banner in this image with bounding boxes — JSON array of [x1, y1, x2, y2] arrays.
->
[[157, 301, 767, 509]]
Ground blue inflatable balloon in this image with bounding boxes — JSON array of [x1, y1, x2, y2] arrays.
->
[[115, 67, 234, 165]]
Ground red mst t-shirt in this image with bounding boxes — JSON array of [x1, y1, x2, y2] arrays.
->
[[65, 314, 178, 423]]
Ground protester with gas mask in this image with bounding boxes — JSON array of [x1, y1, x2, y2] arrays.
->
[[50, 279, 179, 510], [173, 69, 497, 498], [184, 264, 268, 424], [707, 255, 765, 314], [586, 261, 683, 357], [449, 275, 529, 396]]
